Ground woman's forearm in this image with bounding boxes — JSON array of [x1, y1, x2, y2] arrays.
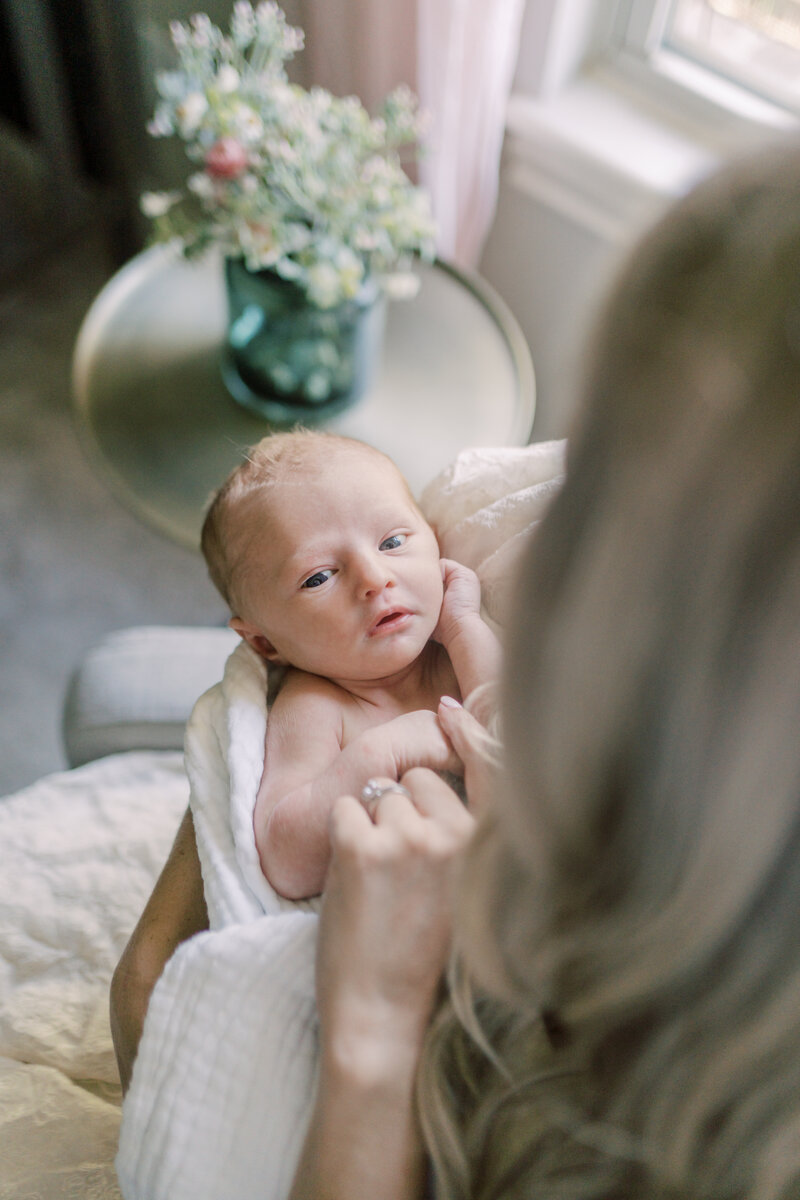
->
[[289, 1031, 427, 1200], [289, 774, 473, 1199], [110, 808, 209, 1092]]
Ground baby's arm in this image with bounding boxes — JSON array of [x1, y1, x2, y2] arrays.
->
[[434, 558, 501, 705], [255, 673, 460, 900]]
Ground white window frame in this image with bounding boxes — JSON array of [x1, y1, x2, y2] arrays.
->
[[515, 0, 798, 127], [608, 0, 800, 128], [506, 0, 798, 235]]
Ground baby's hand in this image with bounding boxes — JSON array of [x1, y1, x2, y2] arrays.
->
[[434, 558, 482, 649], [382, 709, 463, 780]]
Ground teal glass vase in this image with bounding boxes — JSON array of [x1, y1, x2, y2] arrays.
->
[[221, 258, 385, 423]]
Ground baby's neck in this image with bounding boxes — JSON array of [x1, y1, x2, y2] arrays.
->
[[333, 641, 458, 713]]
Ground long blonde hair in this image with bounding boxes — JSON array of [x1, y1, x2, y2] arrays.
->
[[420, 140, 800, 1199]]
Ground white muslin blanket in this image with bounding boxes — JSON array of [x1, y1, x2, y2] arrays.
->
[[116, 441, 566, 1200]]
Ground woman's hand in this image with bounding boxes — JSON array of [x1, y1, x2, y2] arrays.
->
[[438, 696, 497, 820], [289, 770, 473, 1200], [317, 768, 474, 1064]]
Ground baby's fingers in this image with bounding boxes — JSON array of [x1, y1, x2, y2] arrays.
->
[[440, 556, 476, 579]]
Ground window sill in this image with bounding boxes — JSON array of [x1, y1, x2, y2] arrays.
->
[[503, 57, 796, 241]]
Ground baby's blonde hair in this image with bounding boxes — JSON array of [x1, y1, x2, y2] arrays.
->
[[200, 430, 410, 612]]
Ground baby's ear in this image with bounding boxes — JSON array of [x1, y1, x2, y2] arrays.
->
[[228, 616, 285, 663]]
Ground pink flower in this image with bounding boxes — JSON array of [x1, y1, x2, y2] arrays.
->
[[205, 137, 248, 180]]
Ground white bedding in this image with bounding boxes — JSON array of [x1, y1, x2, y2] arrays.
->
[[0, 750, 190, 1200], [0, 442, 566, 1200]]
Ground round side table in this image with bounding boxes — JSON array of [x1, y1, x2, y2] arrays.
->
[[73, 245, 535, 549]]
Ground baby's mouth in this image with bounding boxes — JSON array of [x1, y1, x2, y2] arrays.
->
[[368, 608, 412, 636]]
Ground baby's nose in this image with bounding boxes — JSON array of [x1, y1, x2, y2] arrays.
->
[[358, 553, 394, 596]]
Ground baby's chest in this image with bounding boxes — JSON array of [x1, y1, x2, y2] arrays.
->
[[339, 699, 400, 747], [339, 693, 430, 747]]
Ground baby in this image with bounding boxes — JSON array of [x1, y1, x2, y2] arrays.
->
[[201, 430, 500, 899]]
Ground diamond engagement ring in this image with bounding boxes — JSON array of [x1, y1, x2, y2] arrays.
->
[[360, 778, 412, 806]]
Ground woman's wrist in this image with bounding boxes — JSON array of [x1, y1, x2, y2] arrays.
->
[[292, 1017, 427, 1200], [321, 999, 430, 1090]]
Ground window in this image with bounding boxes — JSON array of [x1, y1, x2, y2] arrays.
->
[[616, 0, 800, 116], [505, 0, 799, 239]]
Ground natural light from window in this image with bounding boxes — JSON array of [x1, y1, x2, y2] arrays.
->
[[664, 0, 800, 111]]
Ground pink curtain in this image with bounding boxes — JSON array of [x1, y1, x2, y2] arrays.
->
[[300, 0, 417, 116], [297, 0, 526, 269]]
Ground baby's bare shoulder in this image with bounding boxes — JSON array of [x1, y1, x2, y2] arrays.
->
[[269, 669, 350, 740], [273, 667, 348, 710]]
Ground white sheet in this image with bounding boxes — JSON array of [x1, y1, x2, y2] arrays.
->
[[0, 750, 190, 1200], [116, 442, 566, 1200]]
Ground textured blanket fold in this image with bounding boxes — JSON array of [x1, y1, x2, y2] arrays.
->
[[116, 441, 566, 1200]]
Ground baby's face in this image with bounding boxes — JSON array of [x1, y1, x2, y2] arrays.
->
[[232, 451, 444, 687]]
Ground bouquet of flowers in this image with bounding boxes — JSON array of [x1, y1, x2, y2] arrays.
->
[[141, 2, 436, 309]]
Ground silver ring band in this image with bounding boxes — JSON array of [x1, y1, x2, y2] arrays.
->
[[360, 778, 411, 805]]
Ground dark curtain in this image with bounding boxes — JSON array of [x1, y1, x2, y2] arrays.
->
[[0, 0, 149, 281]]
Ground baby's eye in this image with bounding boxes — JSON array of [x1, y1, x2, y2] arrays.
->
[[302, 569, 334, 589], [380, 533, 407, 551]]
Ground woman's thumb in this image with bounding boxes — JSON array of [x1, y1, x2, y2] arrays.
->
[[438, 696, 482, 755], [438, 697, 495, 817]]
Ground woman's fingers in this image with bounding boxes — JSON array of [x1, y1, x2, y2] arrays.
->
[[399, 767, 475, 836], [438, 696, 484, 754], [329, 773, 471, 875], [437, 698, 497, 819], [329, 789, 376, 840], [319, 774, 472, 1050], [355, 776, 414, 824], [356, 770, 475, 845]]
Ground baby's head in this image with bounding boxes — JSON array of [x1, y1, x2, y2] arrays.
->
[[201, 431, 444, 684]]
